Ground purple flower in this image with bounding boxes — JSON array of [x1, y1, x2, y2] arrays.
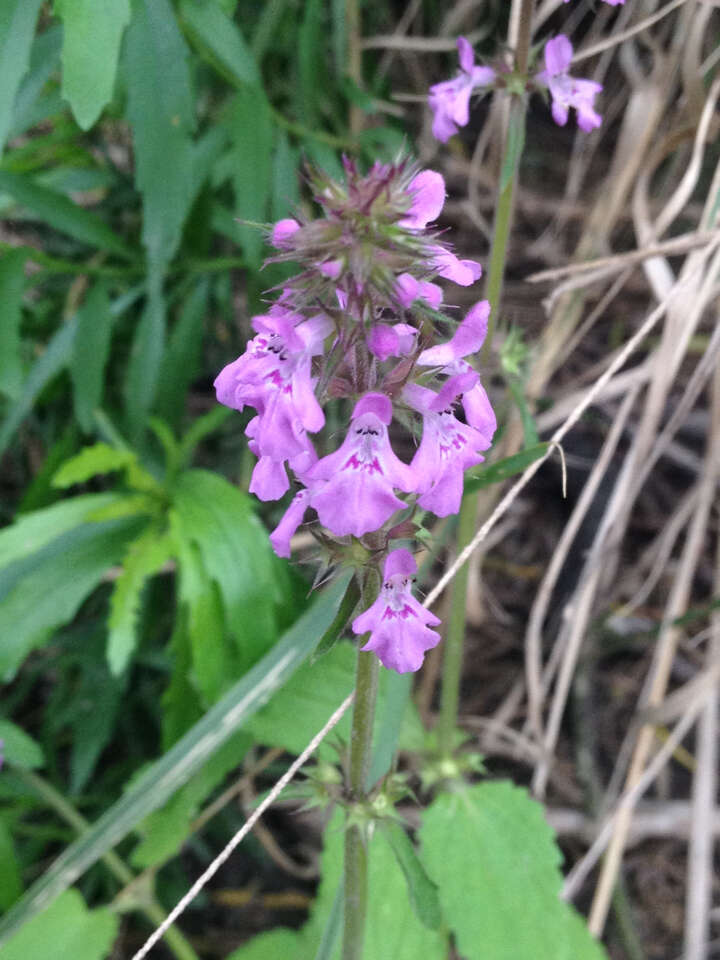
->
[[538, 35, 602, 132], [214, 310, 330, 500], [416, 300, 497, 445], [352, 549, 441, 673], [395, 273, 443, 310], [367, 322, 418, 362], [404, 374, 493, 517], [271, 218, 300, 248], [399, 170, 446, 229], [305, 393, 415, 537], [417, 300, 490, 366], [432, 247, 482, 287], [269, 488, 312, 558], [428, 36, 495, 143]]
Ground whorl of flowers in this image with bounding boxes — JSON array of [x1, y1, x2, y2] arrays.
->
[[427, 33, 603, 142], [214, 157, 496, 673]]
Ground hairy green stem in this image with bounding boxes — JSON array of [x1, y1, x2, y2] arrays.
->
[[18, 770, 199, 960], [342, 572, 380, 960], [437, 0, 534, 758]]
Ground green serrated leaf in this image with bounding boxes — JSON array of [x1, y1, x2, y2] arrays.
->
[[71, 283, 115, 432], [123, 280, 166, 439], [0, 719, 44, 770], [179, 0, 260, 88], [0, 0, 45, 156], [0, 516, 144, 680], [0, 890, 117, 960], [0, 315, 77, 460], [55, 0, 130, 129], [172, 469, 277, 669], [123, 0, 195, 274], [52, 443, 135, 488], [312, 575, 360, 661], [156, 277, 210, 428], [303, 810, 446, 960], [464, 442, 549, 493], [384, 822, 443, 930], [0, 171, 132, 257], [420, 782, 609, 960], [0, 248, 26, 399], [0, 573, 351, 944], [227, 86, 273, 267], [107, 528, 174, 674], [0, 493, 121, 572]]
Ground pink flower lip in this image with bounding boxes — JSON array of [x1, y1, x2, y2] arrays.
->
[[384, 548, 416, 578], [352, 392, 393, 424]]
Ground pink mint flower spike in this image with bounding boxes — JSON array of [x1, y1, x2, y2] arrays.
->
[[428, 36, 496, 143], [352, 549, 441, 673], [432, 247, 482, 287], [306, 393, 415, 538], [395, 273, 443, 310], [539, 35, 603, 132]]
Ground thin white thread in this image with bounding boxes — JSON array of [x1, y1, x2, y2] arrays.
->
[[132, 255, 708, 956], [130, 692, 355, 960]]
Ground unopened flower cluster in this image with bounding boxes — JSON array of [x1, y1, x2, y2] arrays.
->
[[428, 33, 603, 142], [215, 159, 495, 673]]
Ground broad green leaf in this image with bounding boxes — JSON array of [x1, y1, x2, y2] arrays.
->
[[123, 0, 195, 274], [107, 527, 174, 674], [0, 819, 22, 909], [156, 277, 210, 427], [384, 822, 442, 930], [172, 529, 230, 703], [0, 493, 121, 572], [249, 640, 417, 779], [0, 719, 44, 769], [71, 283, 115, 432], [179, 0, 260, 88], [55, 0, 131, 129], [0, 0, 45, 155], [8, 26, 62, 141], [420, 782, 608, 960], [0, 890, 117, 960], [0, 315, 77, 459], [0, 171, 132, 257], [0, 517, 143, 680], [228, 87, 273, 267], [226, 929, 301, 960], [464, 442, 550, 494], [52, 443, 135, 488], [0, 573, 351, 945], [0, 248, 26, 399], [368, 670, 414, 786], [47, 626, 124, 794], [123, 285, 166, 438], [172, 469, 278, 670], [307, 811, 446, 960]]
